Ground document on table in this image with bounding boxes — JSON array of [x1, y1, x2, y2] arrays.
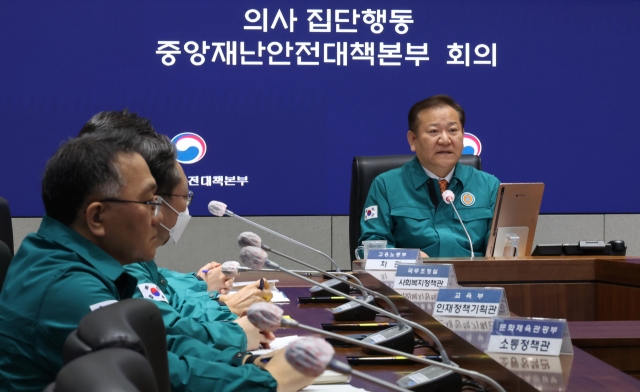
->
[[252, 336, 352, 385], [229, 279, 290, 303]]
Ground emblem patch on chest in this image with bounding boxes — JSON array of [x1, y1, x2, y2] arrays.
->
[[460, 192, 476, 206]]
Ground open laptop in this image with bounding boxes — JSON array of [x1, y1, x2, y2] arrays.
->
[[485, 183, 545, 257]]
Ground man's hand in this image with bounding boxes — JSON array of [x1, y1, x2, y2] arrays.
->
[[233, 316, 275, 351], [420, 251, 429, 259], [219, 280, 272, 316], [263, 348, 317, 392], [197, 262, 234, 294]]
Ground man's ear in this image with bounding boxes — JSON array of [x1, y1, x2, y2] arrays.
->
[[407, 130, 417, 152], [84, 201, 107, 238]]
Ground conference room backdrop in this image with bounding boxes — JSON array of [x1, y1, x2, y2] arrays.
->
[[1, 0, 639, 218]]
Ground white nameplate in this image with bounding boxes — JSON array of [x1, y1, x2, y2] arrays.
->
[[364, 248, 418, 270], [393, 264, 455, 290], [433, 288, 508, 318], [486, 318, 573, 356]]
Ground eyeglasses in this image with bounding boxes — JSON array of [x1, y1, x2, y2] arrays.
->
[[99, 195, 164, 216], [157, 190, 193, 207]]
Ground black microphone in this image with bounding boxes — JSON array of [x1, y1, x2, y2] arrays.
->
[[209, 201, 351, 296], [442, 190, 474, 258], [246, 303, 505, 392]]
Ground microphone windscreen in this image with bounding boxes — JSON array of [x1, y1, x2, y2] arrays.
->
[[247, 302, 283, 332], [285, 337, 335, 377], [442, 190, 455, 204], [208, 200, 227, 217], [238, 232, 262, 247], [221, 261, 240, 277], [240, 246, 268, 270]]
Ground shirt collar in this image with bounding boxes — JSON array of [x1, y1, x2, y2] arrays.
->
[[422, 166, 454, 183], [38, 215, 128, 281], [408, 157, 471, 189]]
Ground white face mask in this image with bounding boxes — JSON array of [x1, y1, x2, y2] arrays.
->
[[160, 201, 191, 245]]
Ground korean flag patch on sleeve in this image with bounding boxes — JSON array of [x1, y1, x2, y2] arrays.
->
[[137, 283, 169, 303], [364, 205, 378, 221]]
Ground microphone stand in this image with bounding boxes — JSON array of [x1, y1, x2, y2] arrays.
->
[[244, 255, 505, 392], [212, 204, 351, 295], [279, 316, 505, 392], [443, 192, 474, 258]]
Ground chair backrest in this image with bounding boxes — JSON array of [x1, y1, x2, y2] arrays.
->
[[62, 299, 170, 392], [348, 154, 482, 263], [43, 348, 158, 392], [0, 197, 13, 255], [0, 240, 13, 293]]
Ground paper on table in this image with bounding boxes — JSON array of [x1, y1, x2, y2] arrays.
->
[[303, 385, 369, 391], [233, 279, 279, 288], [228, 279, 289, 303], [252, 336, 353, 385], [251, 335, 300, 356]]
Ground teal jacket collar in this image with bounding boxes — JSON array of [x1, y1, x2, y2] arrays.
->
[[38, 215, 127, 282], [408, 157, 471, 190]]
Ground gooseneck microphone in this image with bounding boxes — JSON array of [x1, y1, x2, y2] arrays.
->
[[284, 336, 335, 378], [240, 247, 452, 359], [221, 261, 242, 278], [247, 304, 412, 392], [209, 201, 350, 296], [247, 303, 505, 392], [240, 246, 415, 354], [238, 232, 379, 322], [442, 190, 474, 258]]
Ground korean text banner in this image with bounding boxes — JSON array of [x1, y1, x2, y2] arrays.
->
[[1, 0, 639, 216]]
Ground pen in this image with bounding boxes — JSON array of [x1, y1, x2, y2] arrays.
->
[[201, 269, 209, 274], [322, 322, 398, 331], [347, 355, 442, 366], [259, 278, 264, 290], [298, 296, 360, 304]]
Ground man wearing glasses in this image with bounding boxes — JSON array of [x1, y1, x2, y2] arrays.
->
[[0, 131, 163, 389], [79, 111, 270, 317], [78, 112, 282, 389], [0, 130, 315, 392]]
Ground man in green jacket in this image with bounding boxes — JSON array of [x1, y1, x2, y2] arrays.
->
[[360, 95, 500, 257], [0, 131, 314, 392]]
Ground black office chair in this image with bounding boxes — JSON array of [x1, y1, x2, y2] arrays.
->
[[348, 154, 482, 263], [0, 240, 13, 292], [43, 348, 158, 392], [0, 197, 14, 255], [51, 298, 171, 392]]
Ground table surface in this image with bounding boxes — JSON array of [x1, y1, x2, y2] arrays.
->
[[242, 266, 640, 392]]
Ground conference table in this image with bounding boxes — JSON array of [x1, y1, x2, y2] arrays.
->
[[242, 255, 640, 391]]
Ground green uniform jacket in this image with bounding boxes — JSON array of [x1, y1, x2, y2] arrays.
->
[[360, 158, 500, 257], [155, 267, 237, 322], [124, 261, 242, 349], [0, 216, 277, 392], [0, 216, 137, 391]]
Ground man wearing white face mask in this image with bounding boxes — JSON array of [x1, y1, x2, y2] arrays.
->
[[77, 112, 286, 391], [159, 188, 192, 245]]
